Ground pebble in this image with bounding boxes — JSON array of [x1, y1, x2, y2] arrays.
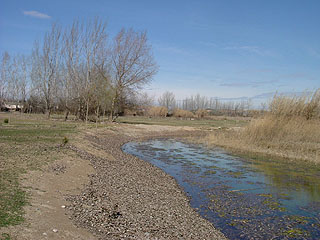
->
[[66, 131, 226, 239]]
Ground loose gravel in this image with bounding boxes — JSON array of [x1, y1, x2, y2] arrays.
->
[[66, 129, 226, 239]]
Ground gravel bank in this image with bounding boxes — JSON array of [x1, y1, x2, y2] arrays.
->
[[66, 128, 226, 239]]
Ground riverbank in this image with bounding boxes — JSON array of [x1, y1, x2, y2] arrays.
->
[[0, 113, 225, 239], [204, 120, 320, 165], [205, 92, 320, 164], [65, 124, 226, 239]]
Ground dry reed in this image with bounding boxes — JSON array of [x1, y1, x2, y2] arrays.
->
[[148, 106, 168, 117], [207, 89, 320, 163], [173, 109, 194, 118]]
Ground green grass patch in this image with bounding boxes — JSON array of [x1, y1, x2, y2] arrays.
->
[[0, 170, 27, 227]]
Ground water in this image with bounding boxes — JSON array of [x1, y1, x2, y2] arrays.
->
[[122, 139, 320, 240]]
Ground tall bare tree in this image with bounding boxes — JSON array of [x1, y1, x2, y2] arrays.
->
[[61, 20, 83, 120], [109, 28, 158, 121], [0, 52, 10, 107], [158, 91, 176, 112], [81, 18, 108, 123], [31, 23, 62, 118]]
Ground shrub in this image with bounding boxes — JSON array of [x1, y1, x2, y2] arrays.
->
[[173, 109, 194, 118], [62, 136, 69, 146], [196, 109, 208, 119], [148, 106, 168, 117], [4, 118, 9, 124]]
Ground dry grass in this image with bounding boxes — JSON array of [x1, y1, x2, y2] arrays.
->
[[172, 109, 194, 118], [148, 106, 168, 117], [207, 90, 320, 163], [270, 89, 320, 120], [195, 109, 208, 119]]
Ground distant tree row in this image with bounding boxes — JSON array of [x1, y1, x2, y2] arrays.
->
[[157, 91, 253, 117], [0, 18, 158, 122]]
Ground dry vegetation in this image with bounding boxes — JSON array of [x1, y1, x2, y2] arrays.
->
[[207, 89, 320, 163], [172, 109, 194, 118], [148, 106, 168, 117]]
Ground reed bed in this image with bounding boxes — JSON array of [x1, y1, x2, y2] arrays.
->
[[207, 89, 320, 163]]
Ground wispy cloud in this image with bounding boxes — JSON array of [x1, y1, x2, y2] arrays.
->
[[223, 45, 276, 57], [23, 10, 51, 19], [280, 73, 316, 81], [220, 79, 277, 88], [154, 44, 192, 56]]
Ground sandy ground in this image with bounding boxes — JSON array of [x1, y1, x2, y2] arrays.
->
[[3, 124, 225, 239], [2, 138, 96, 240]]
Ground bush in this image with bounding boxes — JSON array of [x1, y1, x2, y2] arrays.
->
[[196, 109, 208, 119], [148, 106, 168, 117], [173, 109, 194, 118], [4, 118, 9, 124], [62, 136, 69, 146]]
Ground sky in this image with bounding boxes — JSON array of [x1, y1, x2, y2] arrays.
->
[[1, 0, 320, 103]]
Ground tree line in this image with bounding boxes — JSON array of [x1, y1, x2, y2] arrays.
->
[[0, 18, 158, 122], [157, 91, 253, 117]]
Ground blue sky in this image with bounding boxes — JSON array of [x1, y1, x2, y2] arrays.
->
[[1, 0, 319, 101]]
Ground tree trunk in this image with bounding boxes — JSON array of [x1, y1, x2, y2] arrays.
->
[[96, 105, 100, 129], [85, 100, 89, 124], [109, 96, 116, 122], [64, 110, 69, 121]]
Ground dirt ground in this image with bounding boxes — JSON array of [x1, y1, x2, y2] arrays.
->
[[2, 136, 96, 240], [1, 123, 225, 240]]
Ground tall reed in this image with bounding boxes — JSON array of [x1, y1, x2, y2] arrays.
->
[[207, 89, 320, 162]]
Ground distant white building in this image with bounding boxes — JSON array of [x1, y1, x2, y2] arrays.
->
[[2, 103, 23, 111]]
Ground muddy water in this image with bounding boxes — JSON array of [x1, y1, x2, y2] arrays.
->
[[122, 139, 320, 239]]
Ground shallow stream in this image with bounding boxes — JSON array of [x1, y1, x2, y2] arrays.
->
[[122, 139, 320, 239]]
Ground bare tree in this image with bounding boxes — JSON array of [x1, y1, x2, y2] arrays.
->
[[2, 19, 158, 120], [61, 20, 84, 120], [0, 52, 10, 107], [8, 55, 29, 107], [81, 18, 107, 123], [158, 91, 176, 112], [31, 23, 62, 118], [110, 28, 158, 121]]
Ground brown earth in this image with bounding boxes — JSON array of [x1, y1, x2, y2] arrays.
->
[[2, 124, 226, 240]]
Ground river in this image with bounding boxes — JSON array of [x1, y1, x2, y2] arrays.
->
[[122, 139, 320, 239]]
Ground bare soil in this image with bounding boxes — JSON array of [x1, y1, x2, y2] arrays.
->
[[2, 137, 96, 239], [2, 124, 225, 239]]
